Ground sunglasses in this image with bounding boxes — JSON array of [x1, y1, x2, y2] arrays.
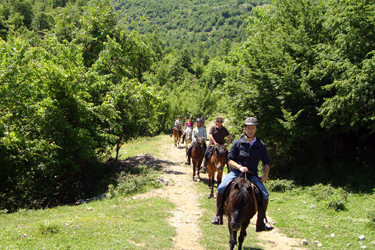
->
[[216, 120, 223, 123]]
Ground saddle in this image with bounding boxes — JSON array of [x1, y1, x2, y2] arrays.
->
[[222, 172, 263, 210]]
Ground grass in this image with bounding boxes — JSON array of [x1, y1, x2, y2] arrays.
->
[[0, 197, 175, 249], [111, 135, 165, 160], [265, 180, 375, 249], [0, 135, 176, 250], [2, 134, 375, 249]]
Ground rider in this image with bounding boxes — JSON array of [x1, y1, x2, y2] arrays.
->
[[200, 115, 205, 127], [211, 117, 273, 232], [169, 115, 183, 137], [201, 116, 232, 174], [185, 118, 207, 165], [181, 116, 194, 144]]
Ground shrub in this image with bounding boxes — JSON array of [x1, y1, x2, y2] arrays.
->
[[266, 179, 295, 192], [323, 195, 347, 212], [307, 184, 347, 211], [38, 222, 60, 235], [106, 165, 162, 198], [367, 210, 375, 227]]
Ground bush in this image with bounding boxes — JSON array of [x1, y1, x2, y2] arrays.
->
[[324, 195, 347, 212], [307, 184, 347, 211], [266, 179, 295, 192], [107, 165, 162, 198], [367, 210, 375, 227]]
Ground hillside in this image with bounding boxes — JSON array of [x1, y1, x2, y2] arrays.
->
[[114, 0, 271, 54]]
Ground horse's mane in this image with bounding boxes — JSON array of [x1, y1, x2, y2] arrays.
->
[[213, 144, 226, 156], [225, 177, 253, 215]]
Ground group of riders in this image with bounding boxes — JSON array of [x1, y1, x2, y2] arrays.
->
[[170, 115, 274, 232]]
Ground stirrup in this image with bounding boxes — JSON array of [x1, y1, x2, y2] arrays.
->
[[199, 167, 207, 173], [211, 216, 222, 225], [256, 223, 274, 232]]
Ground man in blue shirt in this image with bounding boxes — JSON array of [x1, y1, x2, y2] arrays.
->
[[211, 117, 273, 232]]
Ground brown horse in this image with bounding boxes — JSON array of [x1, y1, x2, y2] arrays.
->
[[224, 174, 261, 250], [207, 144, 227, 197], [191, 136, 205, 181], [172, 127, 181, 147]]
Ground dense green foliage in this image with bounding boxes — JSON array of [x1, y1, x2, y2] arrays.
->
[[223, 0, 375, 189], [115, 0, 271, 56], [1, 0, 375, 211], [0, 0, 164, 211]]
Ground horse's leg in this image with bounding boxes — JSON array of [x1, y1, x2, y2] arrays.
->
[[238, 217, 251, 250], [192, 162, 196, 181], [228, 222, 237, 250], [217, 171, 223, 186], [197, 160, 202, 180]]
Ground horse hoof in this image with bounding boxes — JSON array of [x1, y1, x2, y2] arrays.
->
[[196, 178, 200, 182]]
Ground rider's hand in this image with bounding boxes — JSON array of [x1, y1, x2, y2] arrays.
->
[[239, 166, 249, 173], [258, 175, 267, 183], [215, 142, 219, 145]]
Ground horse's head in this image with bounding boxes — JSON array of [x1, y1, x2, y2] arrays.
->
[[212, 145, 226, 172], [193, 136, 205, 147], [225, 178, 256, 231]]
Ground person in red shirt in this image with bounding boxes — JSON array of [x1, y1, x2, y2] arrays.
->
[[181, 116, 194, 144]]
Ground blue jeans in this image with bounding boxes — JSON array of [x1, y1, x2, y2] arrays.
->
[[217, 169, 269, 200]]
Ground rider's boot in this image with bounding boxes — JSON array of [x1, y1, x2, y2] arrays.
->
[[211, 193, 224, 225], [200, 157, 208, 174], [184, 156, 191, 165], [181, 133, 186, 144], [256, 199, 274, 232]]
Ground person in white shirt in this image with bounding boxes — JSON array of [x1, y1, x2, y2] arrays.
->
[[169, 115, 183, 137], [185, 118, 207, 165]]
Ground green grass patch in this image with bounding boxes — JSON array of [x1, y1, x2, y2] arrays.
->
[[112, 135, 166, 160], [265, 182, 375, 249], [0, 135, 177, 250], [0, 197, 175, 249]]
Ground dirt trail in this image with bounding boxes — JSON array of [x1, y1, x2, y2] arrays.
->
[[134, 138, 304, 250]]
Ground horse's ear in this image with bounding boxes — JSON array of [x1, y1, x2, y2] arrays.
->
[[234, 183, 240, 190]]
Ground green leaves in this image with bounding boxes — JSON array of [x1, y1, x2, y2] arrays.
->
[[0, 0, 163, 211], [224, 0, 375, 187]]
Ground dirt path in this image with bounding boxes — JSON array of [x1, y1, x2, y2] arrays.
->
[[134, 138, 304, 250]]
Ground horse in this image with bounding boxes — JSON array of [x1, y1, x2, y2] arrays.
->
[[185, 127, 192, 151], [191, 136, 205, 181], [172, 126, 181, 147], [224, 174, 262, 250], [207, 144, 227, 197]]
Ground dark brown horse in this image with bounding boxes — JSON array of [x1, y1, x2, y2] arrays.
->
[[191, 136, 205, 181], [172, 126, 181, 147], [224, 175, 261, 250], [207, 144, 227, 197]]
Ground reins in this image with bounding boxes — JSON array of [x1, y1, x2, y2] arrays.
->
[[243, 173, 258, 214], [243, 173, 272, 230]]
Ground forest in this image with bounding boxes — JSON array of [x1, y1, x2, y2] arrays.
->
[[1, 0, 375, 212]]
